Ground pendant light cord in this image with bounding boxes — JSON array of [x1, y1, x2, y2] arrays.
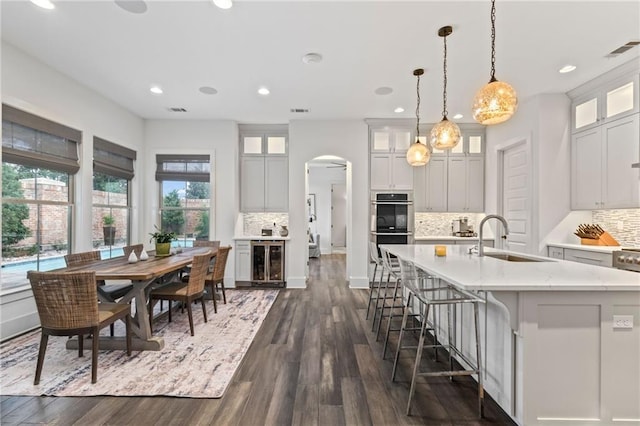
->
[[490, 0, 497, 82], [442, 34, 448, 118], [415, 72, 421, 138]]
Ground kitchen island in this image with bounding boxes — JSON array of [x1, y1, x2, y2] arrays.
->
[[382, 244, 640, 426]]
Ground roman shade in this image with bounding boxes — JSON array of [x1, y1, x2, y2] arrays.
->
[[155, 154, 210, 182], [2, 104, 81, 174], [93, 137, 137, 180]]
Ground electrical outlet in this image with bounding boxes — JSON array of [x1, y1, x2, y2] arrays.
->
[[613, 315, 633, 329], [617, 220, 624, 231]]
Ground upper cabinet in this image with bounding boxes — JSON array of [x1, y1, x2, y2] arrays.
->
[[239, 125, 289, 212], [572, 73, 639, 133], [412, 126, 485, 212], [369, 127, 414, 190], [569, 64, 640, 210]]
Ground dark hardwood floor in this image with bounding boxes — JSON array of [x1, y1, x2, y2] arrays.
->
[[1, 254, 515, 425]]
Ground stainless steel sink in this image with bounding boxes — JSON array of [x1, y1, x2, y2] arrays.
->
[[483, 253, 550, 262]]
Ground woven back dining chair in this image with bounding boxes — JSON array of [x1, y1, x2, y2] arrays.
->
[[65, 250, 134, 335], [28, 270, 131, 384], [148, 252, 212, 336], [193, 240, 221, 251], [123, 244, 144, 259], [205, 246, 232, 313]]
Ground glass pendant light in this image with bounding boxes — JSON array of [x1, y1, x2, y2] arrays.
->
[[431, 26, 461, 150], [406, 68, 431, 167], [472, 0, 518, 125]]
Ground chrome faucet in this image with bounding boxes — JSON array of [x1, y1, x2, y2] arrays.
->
[[478, 214, 509, 257]]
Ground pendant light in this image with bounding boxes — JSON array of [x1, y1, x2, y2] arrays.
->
[[472, 0, 518, 125], [406, 69, 431, 167], [430, 26, 461, 150]]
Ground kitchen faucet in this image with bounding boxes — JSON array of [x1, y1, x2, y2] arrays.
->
[[478, 214, 509, 257]]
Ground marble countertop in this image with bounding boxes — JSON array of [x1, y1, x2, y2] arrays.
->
[[415, 236, 494, 241], [546, 242, 622, 253], [233, 235, 291, 241], [382, 244, 640, 292]]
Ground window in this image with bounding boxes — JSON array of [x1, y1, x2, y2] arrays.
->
[[156, 155, 211, 247], [92, 137, 136, 258], [1, 104, 80, 291]]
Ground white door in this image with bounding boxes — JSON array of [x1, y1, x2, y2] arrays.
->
[[331, 184, 347, 249], [502, 142, 531, 253]]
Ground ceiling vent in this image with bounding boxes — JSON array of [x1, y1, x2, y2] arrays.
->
[[168, 107, 187, 112], [290, 108, 309, 113], [607, 41, 640, 57]]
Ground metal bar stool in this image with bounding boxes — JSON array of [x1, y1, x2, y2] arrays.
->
[[392, 257, 485, 417], [366, 241, 384, 320], [373, 246, 403, 338]]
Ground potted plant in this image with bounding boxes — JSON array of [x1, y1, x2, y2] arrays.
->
[[149, 225, 176, 256], [103, 214, 116, 246]]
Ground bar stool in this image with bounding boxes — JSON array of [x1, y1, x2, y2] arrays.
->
[[365, 241, 384, 320], [392, 257, 485, 417], [372, 246, 402, 337]]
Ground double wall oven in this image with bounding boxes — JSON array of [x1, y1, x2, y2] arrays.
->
[[371, 192, 414, 248]]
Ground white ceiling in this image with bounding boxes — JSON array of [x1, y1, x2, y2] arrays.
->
[[2, 0, 639, 124]]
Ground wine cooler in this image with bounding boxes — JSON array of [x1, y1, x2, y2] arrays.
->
[[250, 240, 286, 287]]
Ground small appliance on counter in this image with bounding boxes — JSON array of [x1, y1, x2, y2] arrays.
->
[[573, 224, 619, 246], [451, 217, 477, 237]]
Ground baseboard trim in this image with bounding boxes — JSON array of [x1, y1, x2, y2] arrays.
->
[[348, 276, 369, 289], [286, 277, 307, 289]]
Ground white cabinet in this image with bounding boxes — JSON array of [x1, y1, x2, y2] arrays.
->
[[447, 156, 484, 212], [239, 126, 289, 212], [572, 73, 639, 133], [235, 241, 251, 282], [571, 113, 639, 209], [546, 245, 613, 267], [370, 128, 414, 190], [414, 157, 447, 211]]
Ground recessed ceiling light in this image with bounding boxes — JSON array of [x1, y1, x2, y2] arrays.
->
[[114, 1, 147, 14], [453, 113, 463, 119], [302, 53, 323, 64], [150, 85, 163, 95], [375, 87, 393, 96], [199, 86, 218, 95], [258, 87, 270, 96], [394, 107, 405, 113], [559, 64, 577, 74], [212, 0, 232, 9], [30, 0, 55, 10]]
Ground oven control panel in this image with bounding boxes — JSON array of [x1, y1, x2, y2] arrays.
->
[[613, 250, 640, 272]]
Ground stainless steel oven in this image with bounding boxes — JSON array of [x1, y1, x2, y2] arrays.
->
[[371, 192, 414, 248], [613, 248, 640, 273]]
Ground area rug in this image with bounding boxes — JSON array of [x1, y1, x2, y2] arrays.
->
[[0, 289, 278, 398]]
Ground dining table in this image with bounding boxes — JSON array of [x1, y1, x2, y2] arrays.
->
[[61, 246, 215, 352]]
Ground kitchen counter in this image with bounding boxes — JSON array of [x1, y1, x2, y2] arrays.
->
[[383, 244, 638, 291], [546, 242, 621, 253], [233, 235, 291, 241], [382, 244, 640, 425], [414, 236, 494, 242]]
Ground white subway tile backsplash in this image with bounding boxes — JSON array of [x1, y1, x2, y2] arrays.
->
[[592, 209, 640, 247], [415, 213, 485, 237], [243, 213, 289, 236]]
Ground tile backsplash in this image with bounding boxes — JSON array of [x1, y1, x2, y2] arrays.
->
[[243, 213, 289, 236], [415, 213, 485, 236], [592, 209, 640, 247]]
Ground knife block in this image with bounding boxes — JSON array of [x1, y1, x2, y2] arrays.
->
[[580, 231, 620, 246]]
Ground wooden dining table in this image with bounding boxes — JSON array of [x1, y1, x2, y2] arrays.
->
[[61, 247, 215, 352]]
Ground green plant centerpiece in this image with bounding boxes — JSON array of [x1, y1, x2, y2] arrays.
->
[[149, 225, 176, 256], [102, 214, 116, 246]]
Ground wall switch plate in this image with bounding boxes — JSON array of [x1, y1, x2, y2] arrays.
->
[[613, 315, 633, 329], [616, 220, 624, 231]]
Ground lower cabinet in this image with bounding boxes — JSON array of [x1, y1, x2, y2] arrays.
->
[[547, 245, 613, 267], [235, 241, 251, 282], [415, 239, 494, 247]]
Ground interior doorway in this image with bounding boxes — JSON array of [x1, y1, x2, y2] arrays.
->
[[306, 156, 349, 260]]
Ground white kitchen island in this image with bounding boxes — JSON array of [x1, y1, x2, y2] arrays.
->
[[382, 244, 640, 426]]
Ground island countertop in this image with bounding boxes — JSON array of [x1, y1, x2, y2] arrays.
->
[[382, 244, 640, 292]]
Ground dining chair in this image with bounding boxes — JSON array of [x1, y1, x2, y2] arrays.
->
[[148, 252, 212, 336], [28, 270, 131, 384], [65, 251, 134, 336], [204, 246, 231, 313]]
